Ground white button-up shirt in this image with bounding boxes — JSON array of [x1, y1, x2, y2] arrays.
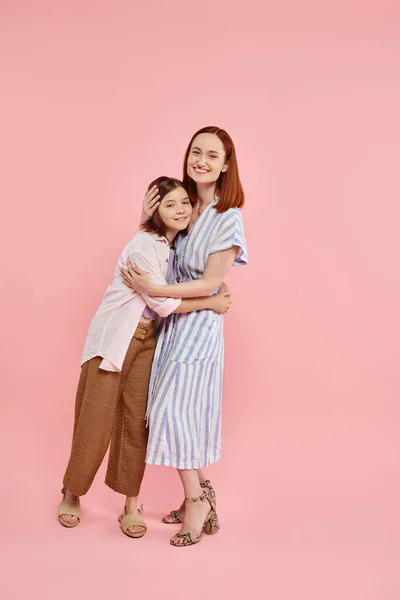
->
[[81, 230, 181, 372]]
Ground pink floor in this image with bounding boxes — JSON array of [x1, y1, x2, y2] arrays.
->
[[2, 415, 399, 600]]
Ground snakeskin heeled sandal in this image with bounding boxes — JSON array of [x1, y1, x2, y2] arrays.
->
[[169, 491, 220, 548], [162, 480, 216, 524]]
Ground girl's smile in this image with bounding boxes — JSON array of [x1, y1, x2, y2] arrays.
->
[[157, 186, 193, 242]]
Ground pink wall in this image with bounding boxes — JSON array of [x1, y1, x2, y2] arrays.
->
[[1, 1, 399, 598]]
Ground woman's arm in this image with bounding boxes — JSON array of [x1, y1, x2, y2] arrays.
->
[[173, 283, 231, 314], [130, 237, 232, 315], [121, 247, 238, 298]]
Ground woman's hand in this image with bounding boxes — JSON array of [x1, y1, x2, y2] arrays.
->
[[121, 261, 155, 294], [140, 185, 160, 223], [210, 282, 232, 314]]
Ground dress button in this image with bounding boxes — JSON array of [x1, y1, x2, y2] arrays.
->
[[176, 277, 181, 283]]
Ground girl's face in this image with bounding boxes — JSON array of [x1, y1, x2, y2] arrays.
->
[[158, 186, 192, 236], [187, 133, 229, 185]]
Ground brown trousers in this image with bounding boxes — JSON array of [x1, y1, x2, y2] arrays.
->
[[63, 321, 156, 497]]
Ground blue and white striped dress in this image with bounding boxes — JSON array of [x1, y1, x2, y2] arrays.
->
[[145, 200, 248, 469]]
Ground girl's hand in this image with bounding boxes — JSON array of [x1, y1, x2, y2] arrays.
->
[[211, 282, 232, 314], [140, 185, 160, 223], [121, 261, 155, 294]]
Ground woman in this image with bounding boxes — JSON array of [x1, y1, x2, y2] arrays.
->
[[121, 126, 248, 546], [57, 176, 232, 538]]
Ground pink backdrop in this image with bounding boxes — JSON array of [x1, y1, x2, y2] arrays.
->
[[1, 1, 399, 599]]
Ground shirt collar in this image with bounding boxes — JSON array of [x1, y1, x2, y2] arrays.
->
[[155, 235, 170, 246]]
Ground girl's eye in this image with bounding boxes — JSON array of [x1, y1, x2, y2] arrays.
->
[[209, 155, 217, 159], [166, 204, 173, 208], [192, 150, 200, 155]]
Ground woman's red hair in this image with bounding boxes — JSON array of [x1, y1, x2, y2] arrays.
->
[[182, 126, 245, 213]]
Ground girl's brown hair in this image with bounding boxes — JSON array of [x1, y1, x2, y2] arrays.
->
[[182, 126, 245, 213], [140, 176, 186, 238]]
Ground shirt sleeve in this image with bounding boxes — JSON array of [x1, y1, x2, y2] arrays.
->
[[129, 240, 181, 317], [209, 209, 248, 267]]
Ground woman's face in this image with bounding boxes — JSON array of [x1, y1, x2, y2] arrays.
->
[[187, 133, 229, 185], [158, 186, 192, 234]]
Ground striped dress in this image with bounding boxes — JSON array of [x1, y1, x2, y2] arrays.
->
[[145, 200, 248, 469]]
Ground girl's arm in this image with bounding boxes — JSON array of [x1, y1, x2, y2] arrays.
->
[[122, 247, 238, 298]]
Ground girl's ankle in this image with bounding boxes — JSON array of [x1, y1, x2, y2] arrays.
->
[[125, 497, 139, 512]]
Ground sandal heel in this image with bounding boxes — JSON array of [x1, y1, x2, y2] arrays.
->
[[203, 509, 220, 535]]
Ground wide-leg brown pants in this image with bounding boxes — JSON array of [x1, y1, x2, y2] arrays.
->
[[63, 321, 156, 497]]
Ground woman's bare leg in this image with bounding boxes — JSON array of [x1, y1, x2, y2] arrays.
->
[[197, 468, 207, 484], [163, 468, 208, 522], [170, 469, 212, 546]]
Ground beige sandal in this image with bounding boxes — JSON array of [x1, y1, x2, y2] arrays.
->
[[58, 488, 81, 528], [162, 480, 216, 524], [118, 505, 147, 538], [170, 491, 220, 548]]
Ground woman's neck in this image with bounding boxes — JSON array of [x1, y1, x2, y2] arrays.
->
[[196, 182, 217, 208]]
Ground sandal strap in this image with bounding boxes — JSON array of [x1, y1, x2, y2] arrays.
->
[[120, 511, 147, 532], [58, 499, 81, 518], [162, 510, 183, 524], [175, 531, 196, 544], [200, 480, 212, 489], [200, 481, 215, 497], [184, 491, 208, 504]]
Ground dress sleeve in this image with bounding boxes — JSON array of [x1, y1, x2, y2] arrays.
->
[[129, 240, 181, 318], [209, 209, 248, 267]]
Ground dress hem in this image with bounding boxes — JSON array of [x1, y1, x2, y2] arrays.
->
[[145, 455, 221, 470]]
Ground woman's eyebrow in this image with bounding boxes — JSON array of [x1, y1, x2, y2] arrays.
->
[[192, 146, 220, 155]]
